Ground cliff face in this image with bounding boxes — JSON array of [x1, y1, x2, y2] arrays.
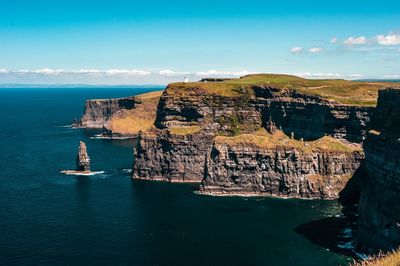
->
[[253, 86, 372, 143], [155, 85, 261, 135], [155, 85, 373, 142], [133, 131, 213, 182], [200, 132, 364, 199], [356, 88, 400, 253], [76, 97, 138, 128], [133, 86, 261, 182], [133, 83, 372, 186]]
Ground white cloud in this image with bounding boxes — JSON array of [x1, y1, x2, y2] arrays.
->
[[77, 69, 103, 74], [195, 70, 255, 77], [295, 72, 364, 79], [330, 38, 338, 44], [105, 69, 151, 76], [290, 47, 303, 53], [309, 47, 323, 53], [343, 36, 367, 45], [0, 68, 8, 73], [33, 68, 65, 75], [295, 72, 341, 78], [384, 75, 400, 78], [375, 34, 400, 46], [159, 69, 190, 76]]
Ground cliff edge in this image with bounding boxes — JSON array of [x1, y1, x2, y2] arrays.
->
[[356, 87, 400, 253]]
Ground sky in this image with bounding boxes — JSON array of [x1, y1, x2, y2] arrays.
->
[[0, 0, 399, 85]]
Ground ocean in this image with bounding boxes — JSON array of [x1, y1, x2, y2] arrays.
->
[[0, 88, 351, 265]]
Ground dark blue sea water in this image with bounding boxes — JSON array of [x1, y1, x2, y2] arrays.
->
[[0, 88, 351, 265]]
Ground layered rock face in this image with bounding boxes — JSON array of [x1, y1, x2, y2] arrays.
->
[[133, 86, 262, 182], [76, 141, 90, 172], [133, 131, 214, 182], [75, 97, 137, 128], [200, 132, 364, 199], [356, 88, 400, 252], [253, 86, 373, 143], [155, 85, 261, 134], [133, 84, 371, 186]]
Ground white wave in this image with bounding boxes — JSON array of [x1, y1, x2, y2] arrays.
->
[[337, 241, 354, 250], [354, 252, 369, 260], [60, 170, 105, 176], [90, 134, 134, 140], [55, 125, 75, 128]]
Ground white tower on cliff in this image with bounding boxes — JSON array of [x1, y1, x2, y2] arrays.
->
[[183, 77, 190, 83]]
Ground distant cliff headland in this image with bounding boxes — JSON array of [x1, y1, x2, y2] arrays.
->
[[74, 74, 400, 257]]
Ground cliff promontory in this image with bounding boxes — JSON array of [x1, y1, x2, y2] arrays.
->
[[74, 91, 163, 137], [133, 75, 391, 196]]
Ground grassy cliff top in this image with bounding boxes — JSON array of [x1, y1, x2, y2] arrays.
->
[[135, 90, 163, 100], [108, 91, 162, 135], [168, 74, 396, 106], [214, 128, 362, 153]]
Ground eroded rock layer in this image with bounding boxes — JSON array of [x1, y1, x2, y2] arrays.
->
[[200, 131, 364, 199], [133, 131, 213, 182], [253, 86, 372, 143], [356, 88, 400, 253], [133, 83, 372, 186]]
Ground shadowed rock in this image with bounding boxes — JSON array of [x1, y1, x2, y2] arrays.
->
[[76, 141, 90, 172]]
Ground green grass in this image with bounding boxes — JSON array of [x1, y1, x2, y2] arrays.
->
[[167, 74, 397, 107]]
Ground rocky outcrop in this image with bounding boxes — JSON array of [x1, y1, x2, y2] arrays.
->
[[356, 87, 400, 253], [200, 131, 364, 199], [75, 97, 137, 128], [76, 141, 90, 172]]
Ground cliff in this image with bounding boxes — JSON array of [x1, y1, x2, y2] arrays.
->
[[200, 130, 364, 199], [74, 91, 163, 137], [76, 96, 137, 128], [356, 88, 400, 253], [133, 75, 386, 187], [133, 131, 214, 182], [253, 86, 372, 143]]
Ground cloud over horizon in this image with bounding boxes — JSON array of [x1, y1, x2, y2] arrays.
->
[[0, 68, 261, 85], [0, 67, 380, 85]]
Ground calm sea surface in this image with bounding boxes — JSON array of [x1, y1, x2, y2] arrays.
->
[[0, 88, 351, 265]]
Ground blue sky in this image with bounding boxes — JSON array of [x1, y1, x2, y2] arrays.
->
[[0, 0, 399, 84]]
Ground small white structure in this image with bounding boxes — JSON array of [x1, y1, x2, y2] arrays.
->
[[183, 77, 190, 83]]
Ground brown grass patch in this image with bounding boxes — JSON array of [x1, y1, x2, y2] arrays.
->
[[214, 128, 362, 153], [168, 125, 202, 135], [108, 91, 162, 135], [352, 249, 400, 266]]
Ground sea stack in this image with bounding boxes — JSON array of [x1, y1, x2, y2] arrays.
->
[[76, 141, 90, 172]]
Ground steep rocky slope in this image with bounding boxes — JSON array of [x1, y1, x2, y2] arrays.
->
[[133, 75, 384, 186], [200, 129, 364, 199], [133, 131, 214, 182], [356, 87, 400, 253], [253, 86, 372, 143]]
